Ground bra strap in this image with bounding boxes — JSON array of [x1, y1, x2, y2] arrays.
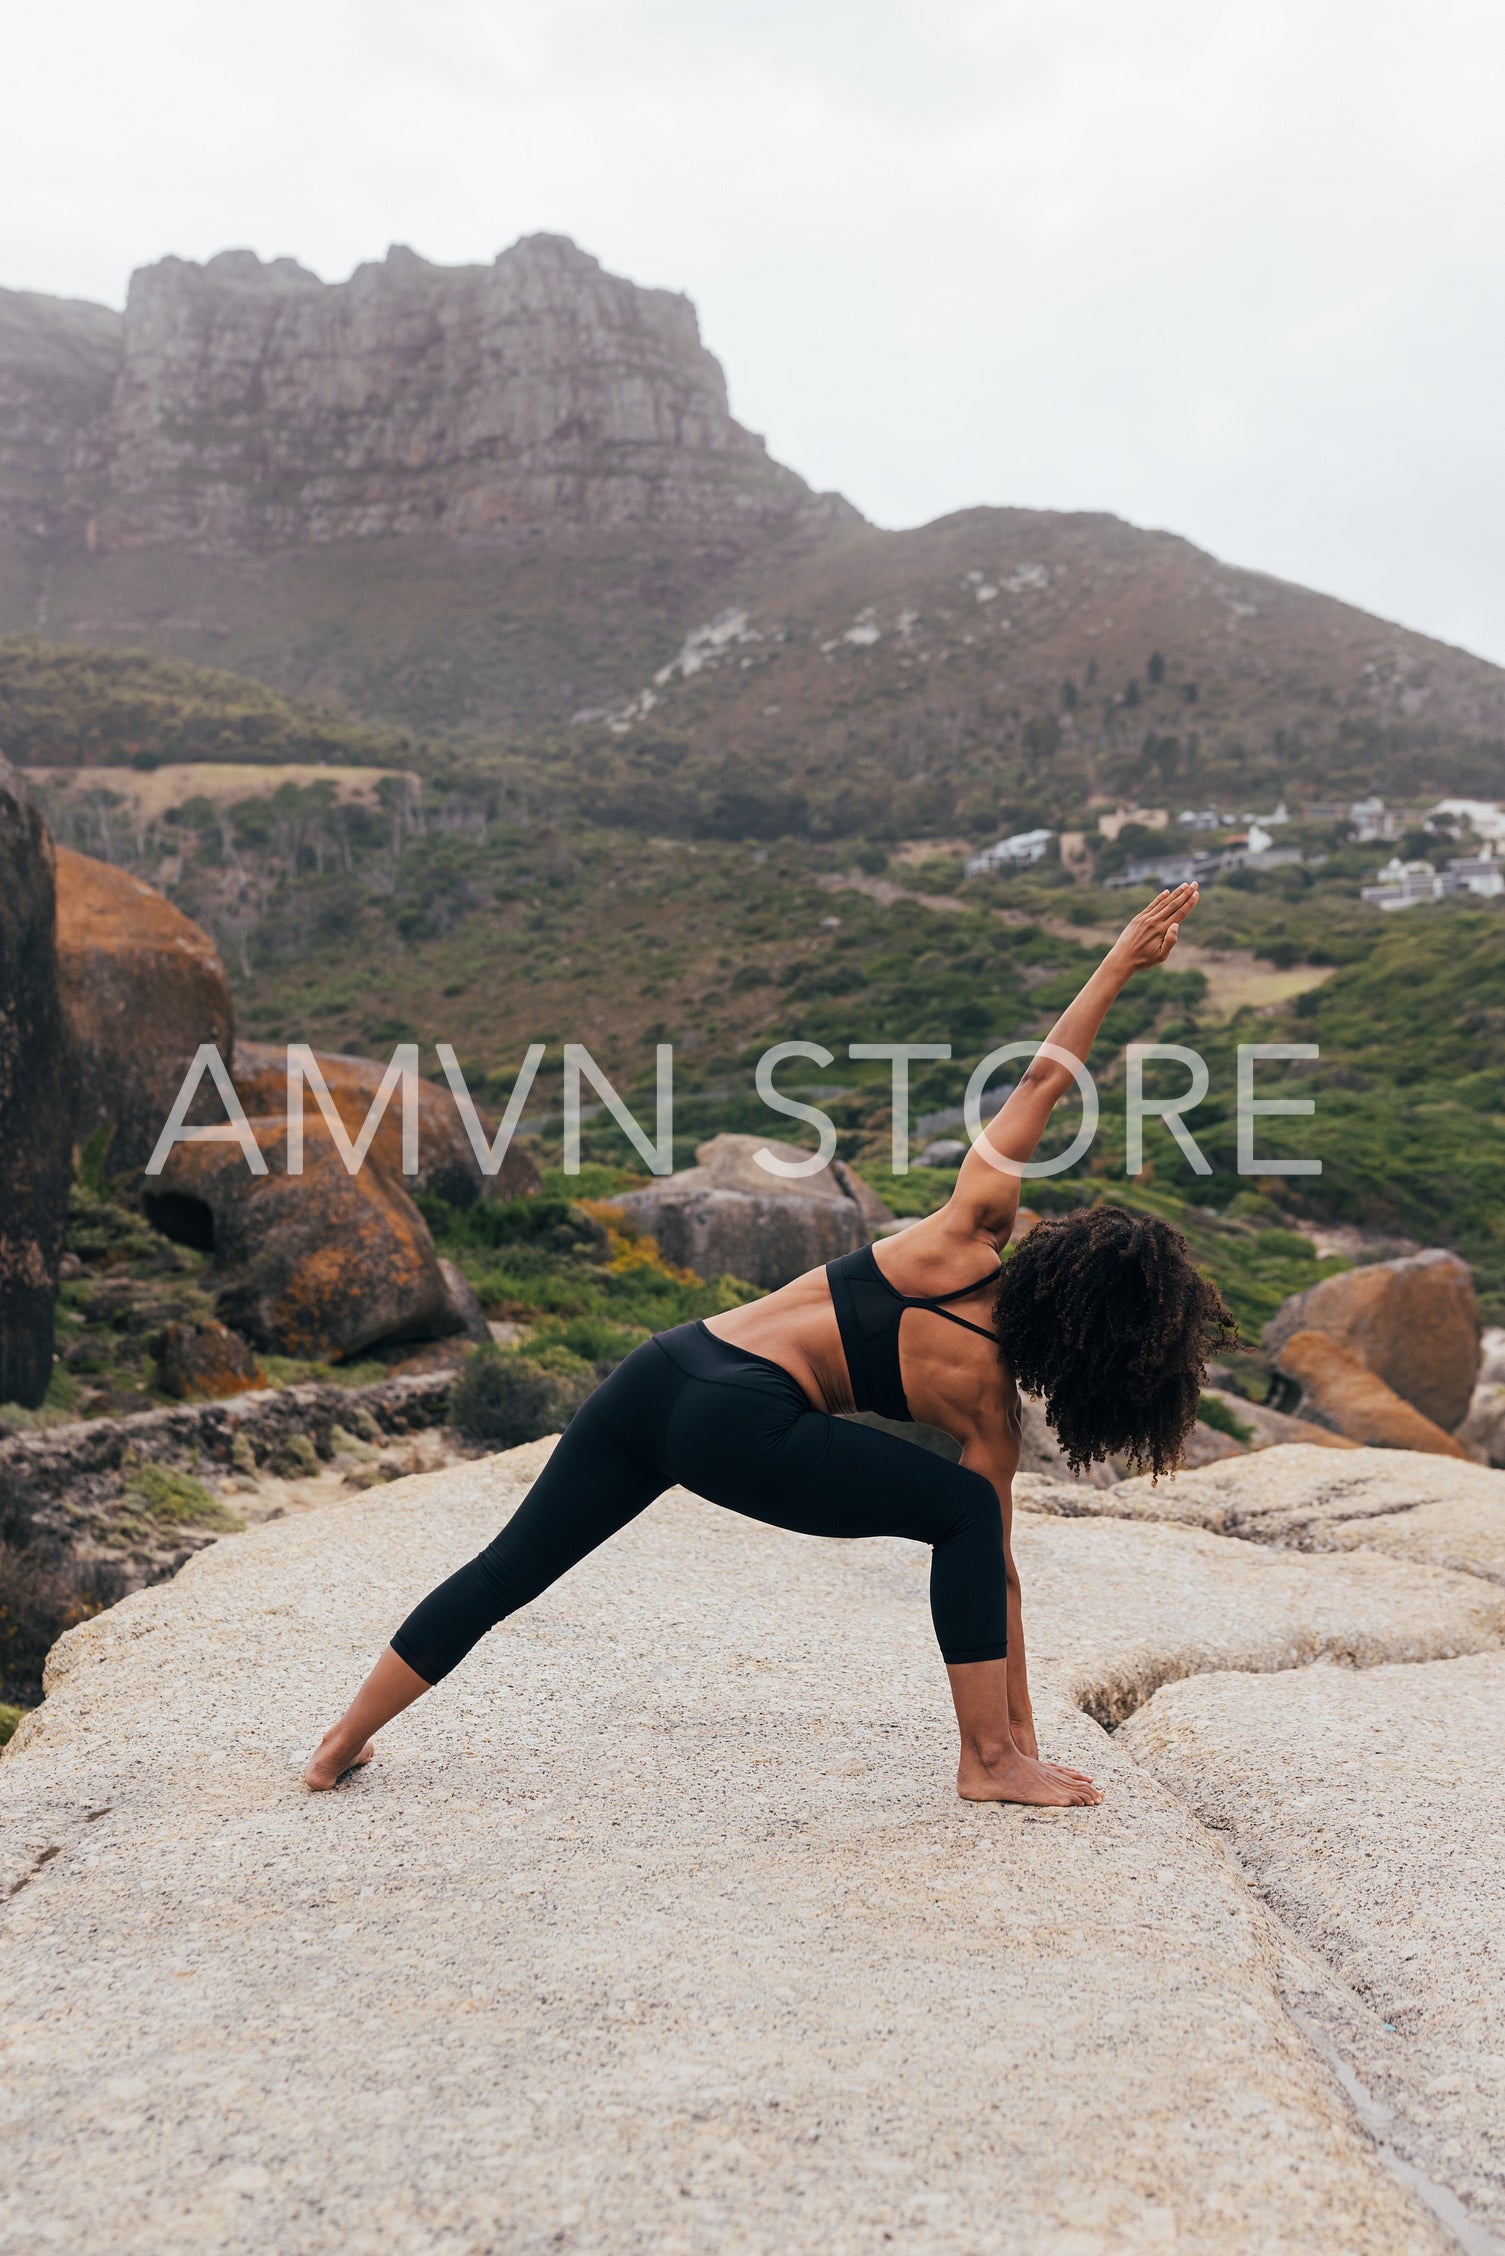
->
[[924, 1305, 997, 1344], [915, 1268, 1003, 1307]]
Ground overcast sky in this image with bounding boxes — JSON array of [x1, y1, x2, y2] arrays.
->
[[7, 0, 1503, 662]]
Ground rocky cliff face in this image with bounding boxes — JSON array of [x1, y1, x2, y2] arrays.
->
[[1, 235, 847, 555], [0, 289, 120, 555]]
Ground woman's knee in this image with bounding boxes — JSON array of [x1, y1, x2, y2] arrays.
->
[[938, 1463, 1005, 1550]]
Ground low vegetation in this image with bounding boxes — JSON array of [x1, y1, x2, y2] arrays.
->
[[0, 636, 407, 769]]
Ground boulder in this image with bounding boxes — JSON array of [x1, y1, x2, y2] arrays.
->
[[53, 847, 234, 1177], [613, 1132, 894, 1289], [1274, 1329, 1468, 1456], [435, 1257, 490, 1344], [154, 1318, 265, 1400], [144, 1118, 462, 1363], [1262, 1249, 1479, 1431], [1455, 1379, 1505, 1467], [231, 1042, 540, 1208], [0, 759, 73, 1407]]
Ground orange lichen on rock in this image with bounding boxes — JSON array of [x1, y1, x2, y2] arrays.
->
[[146, 1118, 458, 1364], [54, 846, 233, 1175], [1275, 1330, 1468, 1459], [1263, 1250, 1479, 1434], [232, 1041, 539, 1208]]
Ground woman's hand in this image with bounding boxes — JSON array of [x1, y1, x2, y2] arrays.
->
[[1108, 882, 1199, 975]]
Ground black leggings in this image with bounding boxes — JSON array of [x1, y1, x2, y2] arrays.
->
[[391, 1321, 1008, 1685]]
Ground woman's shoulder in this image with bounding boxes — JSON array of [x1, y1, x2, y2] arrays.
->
[[869, 1210, 1004, 1297]]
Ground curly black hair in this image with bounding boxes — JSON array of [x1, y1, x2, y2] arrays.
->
[[994, 1205, 1237, 1477]]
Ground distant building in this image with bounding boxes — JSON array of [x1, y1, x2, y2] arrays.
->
[[1429, 797, 1505, 843], [965, 827, 1053, 875], [1360, 848, 1504, 911], [1106, 850, 1201, 890], [1106, 838, 1303, 891], [1177, 808, 1222, 831], [1449, 853, 1505, 899], [1349, 797, 1399, 843]]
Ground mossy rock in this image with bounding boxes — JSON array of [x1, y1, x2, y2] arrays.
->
[[265, 1432, 321, 1480], [122, 1462, 244, 1532]]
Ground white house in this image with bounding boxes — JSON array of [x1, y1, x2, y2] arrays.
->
[[1429, 798, 1505, 843], [965, 828, 1054, 876], [1361, 847, 1504, 910], [1349, 797, 1399, 842]]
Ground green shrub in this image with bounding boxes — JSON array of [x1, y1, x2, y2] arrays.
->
[[123, 1462, 244, 1531], [449, 1346, 586, 1448], [0, 1701, 22, 1746], [265, 1433, 320, 1479], [1199, 1394, 1254, 1443]]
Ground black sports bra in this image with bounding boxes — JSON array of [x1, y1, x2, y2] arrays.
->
[[825, 1242, 1000, 1425]]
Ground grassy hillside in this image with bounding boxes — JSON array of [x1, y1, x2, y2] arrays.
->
[[0, 637, 407, 769]]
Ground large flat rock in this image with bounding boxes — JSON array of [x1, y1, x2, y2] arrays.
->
[[1025, 1441, 1505, 1584], [1004, 1509, 1505, 1725], [1122, 1652, 1505, 2242], [3, 1443, 1491, 2254]]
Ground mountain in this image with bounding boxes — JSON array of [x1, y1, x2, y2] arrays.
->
[[3, 235, 1504, 812]]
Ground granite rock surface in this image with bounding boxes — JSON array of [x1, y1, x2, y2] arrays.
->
[[1032, 1441, 1505, 1589], [1122, 1651, 1505, 2240], [614, 1133, 893, 1290], [5, 1441, 1502, 2253]]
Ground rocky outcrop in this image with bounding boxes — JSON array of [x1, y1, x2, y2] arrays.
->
[[1263, 1249, 1479, 1432], [145, 1118, 461, 1363], [1122, 1651, 1505, 2240], [1033, 1440, 1505, 1588], [1273, 1329, 1468, 1456], [232, 1041, 539, 1207], [0, 758, 73, 1407], [6, 1445, 1499, 2251], [54, 847, 233, 1176], [0, 286, 119, 552], [154, 1318, 264, 1400], [4, 238, 849, 556], [0, 1367, 453, 1592], [614, 1132, 894, 1289]]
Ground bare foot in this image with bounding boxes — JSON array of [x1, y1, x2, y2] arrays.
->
[[303, 1731, 375, 1791], [957, 1746, 1103, 1807], [1010, 1726, 1094, 1784]]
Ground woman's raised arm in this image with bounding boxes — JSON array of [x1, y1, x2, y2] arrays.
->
[[949, 882, 1199, 1245]]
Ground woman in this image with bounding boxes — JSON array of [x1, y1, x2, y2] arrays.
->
[[307, 882, 1233, 1806]]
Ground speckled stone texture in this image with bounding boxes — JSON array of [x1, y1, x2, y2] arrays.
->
[[3, 1443, 1495, 2255], [1122, 1653, 1505, 2241], [1029, 1440, 1505, 1586]]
